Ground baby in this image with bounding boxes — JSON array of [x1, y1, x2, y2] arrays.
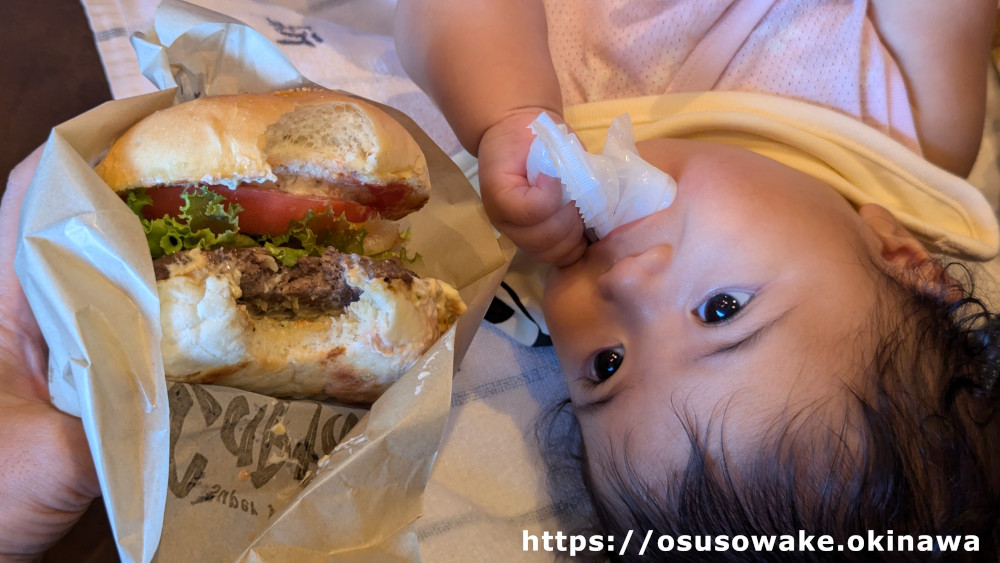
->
[[396, 0, 1000, 559]]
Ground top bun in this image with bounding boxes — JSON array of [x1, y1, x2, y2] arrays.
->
[[95, 89, 430, 218]]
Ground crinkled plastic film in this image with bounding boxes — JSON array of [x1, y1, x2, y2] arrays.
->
[[526, 112, 677, 239]]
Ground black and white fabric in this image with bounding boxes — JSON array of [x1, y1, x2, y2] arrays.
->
[[482, 253, 553, 347], [486, 283, 552, 347]]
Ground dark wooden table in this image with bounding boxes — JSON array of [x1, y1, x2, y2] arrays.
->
[[1, 0, 112, 197], [2, 0, 118, 559]]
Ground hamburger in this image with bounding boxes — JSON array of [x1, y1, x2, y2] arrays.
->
[[94, 88, 466, 403]]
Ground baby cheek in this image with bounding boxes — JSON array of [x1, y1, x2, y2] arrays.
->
[[543, 270, 595, 340]]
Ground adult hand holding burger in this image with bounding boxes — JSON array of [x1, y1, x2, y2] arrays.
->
[[0, 147, 101, 559]]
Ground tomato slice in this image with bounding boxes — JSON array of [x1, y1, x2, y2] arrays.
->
[[365, 182, 418, 220], [139, 185, 379, 236]]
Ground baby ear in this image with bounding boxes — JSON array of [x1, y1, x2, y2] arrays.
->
[[858, 204, 952, 297], [858, 204, 931, 267]]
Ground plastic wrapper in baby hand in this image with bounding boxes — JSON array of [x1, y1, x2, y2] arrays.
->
[[526, 112, 677, 239]]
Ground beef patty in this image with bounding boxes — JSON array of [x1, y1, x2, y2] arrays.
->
[[153, 247, 415, 319]]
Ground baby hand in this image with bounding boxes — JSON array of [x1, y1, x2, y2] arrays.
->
[[477, 110, 586, 267]]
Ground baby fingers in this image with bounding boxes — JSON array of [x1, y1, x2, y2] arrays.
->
[[481, 170, 566, 227], [498, 201, 587, 267]]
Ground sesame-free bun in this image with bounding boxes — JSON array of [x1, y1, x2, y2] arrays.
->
[[157, 248, 466, 403], [95, 89, 430, 219]]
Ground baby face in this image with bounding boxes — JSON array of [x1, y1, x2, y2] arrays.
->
[[543, 138, 886, 495]]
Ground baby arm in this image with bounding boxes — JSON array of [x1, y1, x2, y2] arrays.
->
[[869, 0, 998, 176], [394, 0, 587, 266]]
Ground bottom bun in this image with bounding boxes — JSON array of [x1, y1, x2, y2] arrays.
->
[[155, 248, 465, 403]]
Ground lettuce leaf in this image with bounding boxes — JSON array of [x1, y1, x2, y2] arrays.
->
[[125, 188, 256, 259], [123, 186, 412, 266], [266, 210, 366, 256]]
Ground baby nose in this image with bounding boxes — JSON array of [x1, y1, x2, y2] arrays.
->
[[596, 244, 674, 307]]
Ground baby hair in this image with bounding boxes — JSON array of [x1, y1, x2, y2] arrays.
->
[[575, 259, 1000, 562]]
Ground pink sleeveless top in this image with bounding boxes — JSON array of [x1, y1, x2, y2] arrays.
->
[[542, 0, 921, 152]]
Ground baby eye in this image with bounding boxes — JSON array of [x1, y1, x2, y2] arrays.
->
[[590, 346, 625, 382], [694, 291, 753, 324]]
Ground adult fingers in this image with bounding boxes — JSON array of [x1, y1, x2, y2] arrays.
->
[[0, 146, 47, 401], [2, 146, 44, 267]]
